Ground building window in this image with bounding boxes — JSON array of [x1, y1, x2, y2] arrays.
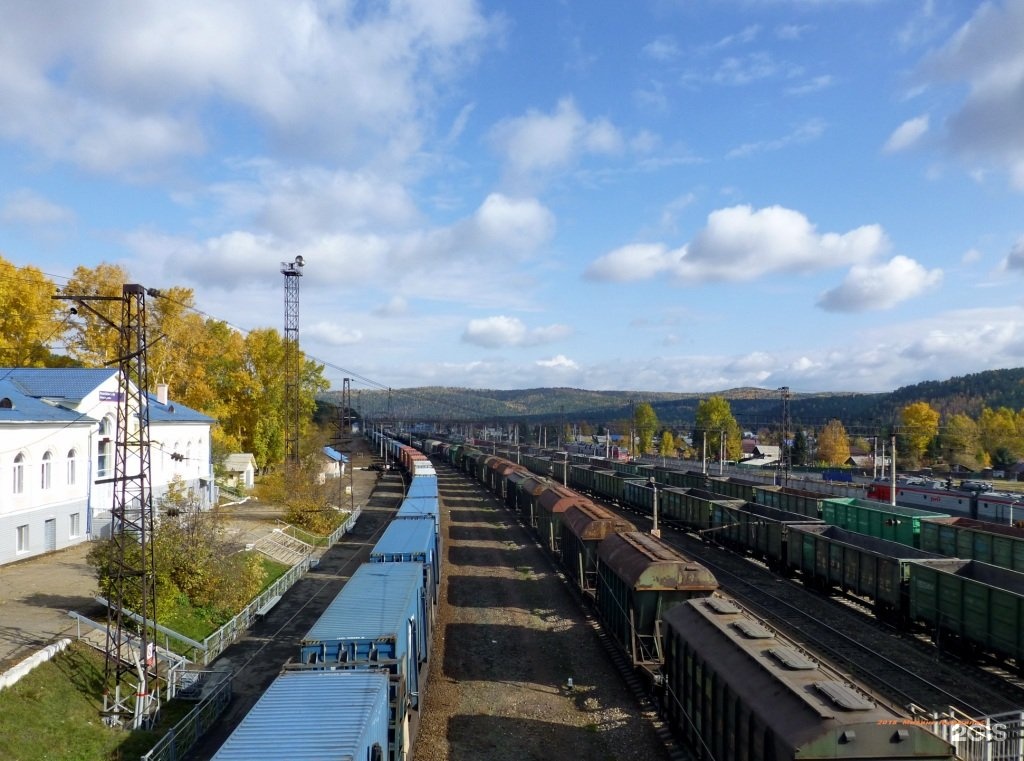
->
[[98, 417, 113, 478], [67, 449, 76, 486], [13, 453, 25, 494], [41, 451, 52, 490], [16, 524, 28, 553], [70, 513, 81, 538]]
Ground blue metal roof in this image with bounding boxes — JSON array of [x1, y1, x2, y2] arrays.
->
[[371, 517, 435, 560], [0, 379, 93, 424], [1, 367, 114, 401], [0, 367, 213, 423], [211, 670, 389, 761], [322, 446, 349, 463], [303, 563, 423, 644]]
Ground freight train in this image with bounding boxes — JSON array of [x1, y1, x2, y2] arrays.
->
[[424, 438, 956, 761], [482, 446, 1024, 672], [210, 437, 440, 761]]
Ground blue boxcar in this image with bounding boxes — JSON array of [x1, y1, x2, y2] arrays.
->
[[211, 670, 390, 761], [371, 515, 440, 610], [406, 473, 438, 499], [300, 563, 428, 761]]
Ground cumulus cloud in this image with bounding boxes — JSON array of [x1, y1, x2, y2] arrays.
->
[[462, 315, 571, 348], [883, 115, 930, 153], [489, 97, 624, 176], [917, 1, 1024, 187], [587, 204, 888, 285], [0, 2, 498, 174], [1004, 236, 1024, 272], [817, 256, 943, 312], [211, 165, 421, 238], [305, 321, 363, 347], [0, 189, 76, 226]]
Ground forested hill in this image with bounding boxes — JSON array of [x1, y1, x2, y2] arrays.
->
[[330, 367, 1024, 430]]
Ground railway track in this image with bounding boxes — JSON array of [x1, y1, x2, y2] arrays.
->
[[608, 502, 1024, 720]]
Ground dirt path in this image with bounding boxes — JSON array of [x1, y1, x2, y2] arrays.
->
[[412, 462, 669, 761]]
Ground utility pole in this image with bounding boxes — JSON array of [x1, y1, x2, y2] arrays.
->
[[779, 386, 792, 486]]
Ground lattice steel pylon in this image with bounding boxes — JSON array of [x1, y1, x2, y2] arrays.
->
[[55, 283, 160, 728], [281, 257, 305, 467]]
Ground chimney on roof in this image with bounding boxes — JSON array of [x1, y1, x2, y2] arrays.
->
[[156, 383, 169, 405]]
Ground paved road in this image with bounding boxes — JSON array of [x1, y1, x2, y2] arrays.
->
[[0, 442, 384, 674]]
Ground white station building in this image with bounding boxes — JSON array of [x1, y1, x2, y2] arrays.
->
[[0, 368, 214, 566]]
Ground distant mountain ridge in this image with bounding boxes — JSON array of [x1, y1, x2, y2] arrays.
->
[[327, 367, 1024, 431]]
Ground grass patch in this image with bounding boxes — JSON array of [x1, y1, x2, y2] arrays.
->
[[157, 554, 292, 648], [0, 642, 194, 761]]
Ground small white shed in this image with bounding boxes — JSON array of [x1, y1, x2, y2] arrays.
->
[[223, 453, 257, 489]]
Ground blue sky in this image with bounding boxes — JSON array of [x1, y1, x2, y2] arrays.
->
[[2, 1, 1023, 395]]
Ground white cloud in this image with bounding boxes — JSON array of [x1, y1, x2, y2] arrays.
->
[[305, 321, 363, 347], [0, 189, 76, 226], [918, 1, 1024, 187], [883, 115, 930, 153], [536, 354, 579, 370], [817, 256, 943, 312], [785, 75, 834, 96], [373, 296, 409, 317], [643, 37, 680, 61], [587, 205, 889, 285], [489, 97, 624, 176], [727, 118, 825, 158], [584, 243, 682, 282], [0, 1, 498, 174], [776, 24, 811, 41], [462, 315, 571, 348]]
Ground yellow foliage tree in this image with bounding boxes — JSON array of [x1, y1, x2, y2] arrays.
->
[[816, 419, 851, 466], [901, 401, 940, 463]]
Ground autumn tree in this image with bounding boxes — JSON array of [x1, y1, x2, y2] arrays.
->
[[634, 402, 659, 455], [979, 406, 1022, 464], [816, 419, 851, 466], [694, 397, 742, 461], [940, 413, 983, 469], [901, 401, 940, 464], [659, 430, 677, 462], [0, 257, 68, 366], [59, 262, 130, 366]]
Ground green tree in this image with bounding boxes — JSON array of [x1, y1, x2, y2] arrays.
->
[[694, 397, 742, 461], [792, 430, 809, 466], [634, 402, 659, 455], [901, 401, 940, 463], [816, 419, 851, 466]]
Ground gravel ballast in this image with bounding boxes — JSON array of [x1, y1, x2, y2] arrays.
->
[[412, 466, 670, 761]]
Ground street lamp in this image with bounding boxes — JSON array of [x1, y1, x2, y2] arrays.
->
[[648, 476, 661, 538]]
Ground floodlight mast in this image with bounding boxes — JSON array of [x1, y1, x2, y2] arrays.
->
[[281, 258, 304, 469]]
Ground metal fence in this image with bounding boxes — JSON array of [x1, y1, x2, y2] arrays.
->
[[140, 674, 233, 761]]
